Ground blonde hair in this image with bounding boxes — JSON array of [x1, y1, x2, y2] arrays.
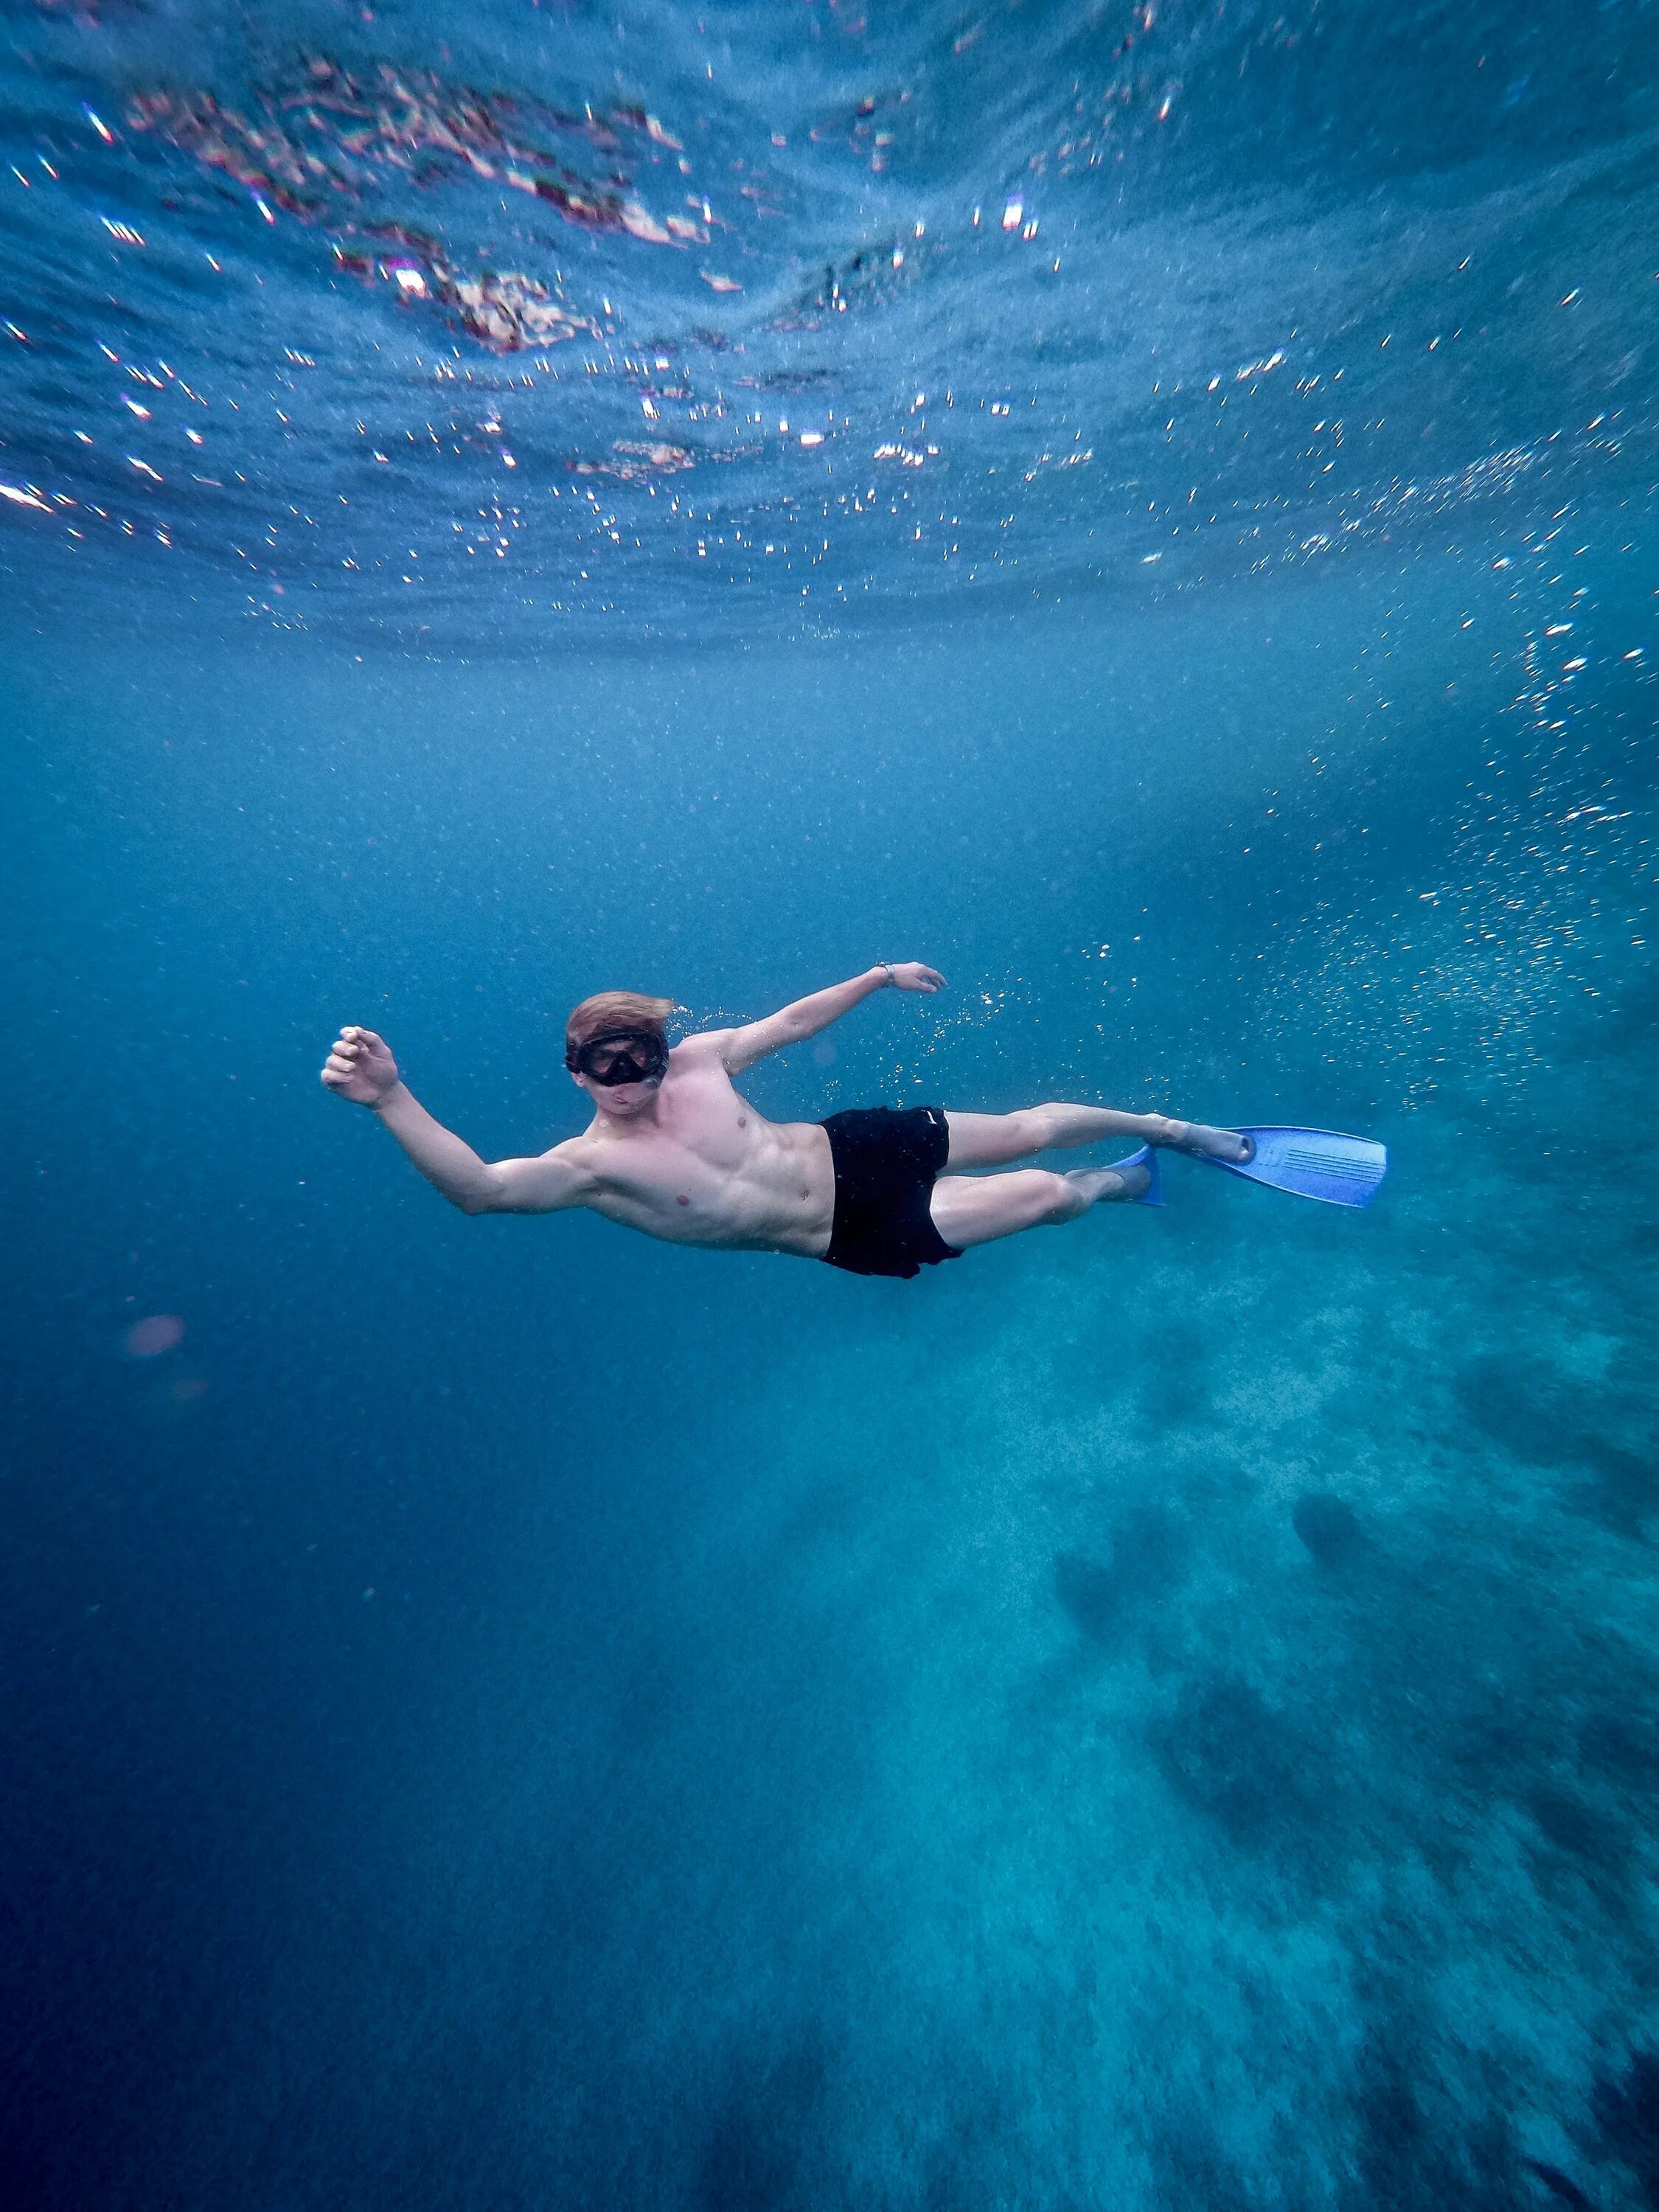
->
[[564, 990, 675, 1065]]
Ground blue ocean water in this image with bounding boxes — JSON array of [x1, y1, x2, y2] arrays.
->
[[4, 2, 1658, 2206]]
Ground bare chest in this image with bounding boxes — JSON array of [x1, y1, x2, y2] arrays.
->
[[594, 1080, 769, 1200], [583, 1081, 830, 1248]]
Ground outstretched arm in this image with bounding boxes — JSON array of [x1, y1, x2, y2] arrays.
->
[[717, 962, 945, 1074], [321, 1027, 593, 1216]]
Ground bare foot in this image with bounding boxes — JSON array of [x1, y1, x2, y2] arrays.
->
[[1159, 1120, 1253, 1165], [1065, 1163, 1152, 1206]]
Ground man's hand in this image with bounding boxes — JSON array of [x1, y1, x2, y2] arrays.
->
[[321, 1032, 580, 1212], [886, 961, 945, 993], [321, 1025, 401, 1107]]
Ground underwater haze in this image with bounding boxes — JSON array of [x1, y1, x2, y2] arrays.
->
[[4, 1, 1659, 2208]]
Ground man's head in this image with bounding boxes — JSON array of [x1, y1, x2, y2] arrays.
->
[[565, 990, 675, 1116]]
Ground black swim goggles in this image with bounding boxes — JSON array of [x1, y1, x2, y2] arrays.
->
[[566, 1029, 669, 1088]]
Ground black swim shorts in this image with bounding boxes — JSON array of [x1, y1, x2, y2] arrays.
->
[[820, 1105, 963, 1280]]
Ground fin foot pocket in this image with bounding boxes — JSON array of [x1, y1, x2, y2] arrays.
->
[[1114, 1144, 1164, 1207]]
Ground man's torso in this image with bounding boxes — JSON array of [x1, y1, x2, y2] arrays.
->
[[560, 1037, 835, 1256]]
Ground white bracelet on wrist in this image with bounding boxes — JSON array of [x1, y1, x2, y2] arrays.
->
[[880, 961, 896, 986]]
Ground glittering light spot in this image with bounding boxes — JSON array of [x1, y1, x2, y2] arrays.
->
[[125, 1314, 185, 1358], [619, 201, 673, 244]]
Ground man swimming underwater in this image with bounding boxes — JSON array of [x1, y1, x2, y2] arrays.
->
[[320, 964, 1254, 1279]]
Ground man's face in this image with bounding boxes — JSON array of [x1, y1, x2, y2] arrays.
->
[[568, 1029, 667, 1115], [573, 1068, 659, 1118]]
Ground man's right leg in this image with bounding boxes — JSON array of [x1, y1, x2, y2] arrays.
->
[[929, 1159, 1152, 1251]]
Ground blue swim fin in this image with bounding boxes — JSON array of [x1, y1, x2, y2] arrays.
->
[[1201, 1127, 1388, 1208], [1113, 1142, 1164, 1206]]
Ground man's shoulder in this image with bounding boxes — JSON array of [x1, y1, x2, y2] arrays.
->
[[538, 1127, 601, 1180], [669, 1027, 737, 1068]]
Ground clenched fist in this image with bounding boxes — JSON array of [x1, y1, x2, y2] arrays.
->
[[321, 1026, 400, 1107]]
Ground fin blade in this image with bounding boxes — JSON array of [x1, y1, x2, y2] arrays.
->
[[1207, 1127, 1388, 1208]]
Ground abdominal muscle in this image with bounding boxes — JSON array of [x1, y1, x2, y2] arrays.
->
[[583, 1100, 837, 1258]]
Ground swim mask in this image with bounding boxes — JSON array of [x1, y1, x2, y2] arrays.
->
[[566, 1029, 669, 1088]]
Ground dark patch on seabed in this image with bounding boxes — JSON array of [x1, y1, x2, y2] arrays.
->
[[1292, 1491, 1372, 1571], [1054, 1502, 1187, 1648], [1456, 1353, 1659, 1540]]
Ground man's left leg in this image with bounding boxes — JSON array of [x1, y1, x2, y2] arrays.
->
[[942, 1103, 1248, 1169]]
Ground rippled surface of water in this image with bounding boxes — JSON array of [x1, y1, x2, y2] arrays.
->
[[2, 0, 1656, 642]]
